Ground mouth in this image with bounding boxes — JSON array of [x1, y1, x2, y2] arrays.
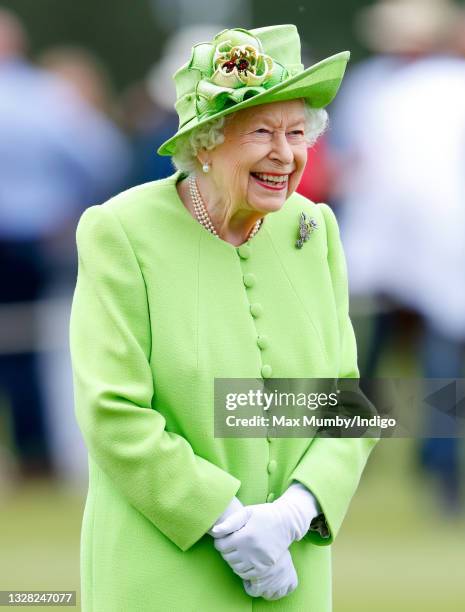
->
[[250, 172, 291, 191]]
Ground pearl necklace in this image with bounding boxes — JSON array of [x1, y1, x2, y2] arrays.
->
[[188, 174, 262, 240]]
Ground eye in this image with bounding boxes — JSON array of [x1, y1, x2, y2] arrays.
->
[[289, 130, 305, 136], [255, 128, 271, 134]]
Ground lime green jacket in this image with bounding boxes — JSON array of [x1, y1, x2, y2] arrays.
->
[[69, 172, 377, 611]]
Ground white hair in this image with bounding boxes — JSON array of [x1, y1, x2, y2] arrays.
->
[[171, 100, 328, 174]]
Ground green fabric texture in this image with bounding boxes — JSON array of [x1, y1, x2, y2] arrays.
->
[[157, 24, 350, 156], [69, 173, 377, 611]]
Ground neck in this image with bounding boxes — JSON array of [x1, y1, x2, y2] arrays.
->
[[221, 208, 264, 246], [183, 173, 265, 246]]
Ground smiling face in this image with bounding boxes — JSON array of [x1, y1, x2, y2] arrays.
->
[[199, 99, 308, 216]]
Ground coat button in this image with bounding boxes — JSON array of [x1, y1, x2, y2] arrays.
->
[[243, 273, 256, 288], [257, 335, 268, 350], [250, 303, 263, 318], [238, 244, 251, 259], [267, 460, 277, 474], [266, 492, 275, 503], [261, 364, 272, 378]]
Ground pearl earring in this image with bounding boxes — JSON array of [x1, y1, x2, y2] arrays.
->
[[202, 162, 210, 174]]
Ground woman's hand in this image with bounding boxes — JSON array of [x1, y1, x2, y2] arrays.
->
[[210, 483, 318, 578], [207, 496, 245, 536], [211, 503, 288, 577], [243, 550, 298, 601]]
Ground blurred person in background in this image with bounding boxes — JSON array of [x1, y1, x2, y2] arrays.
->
[[37, 45, 118, 119], [0, 7, 131, 482], [329, 0, 465, 511], [35, 44, 134, 485]]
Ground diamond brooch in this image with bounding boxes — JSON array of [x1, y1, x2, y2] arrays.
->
[[295, 212, 318, 249]]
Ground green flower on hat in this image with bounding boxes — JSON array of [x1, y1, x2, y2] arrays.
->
[[188, 28, 289, 124], [211, 38, 274, 88]]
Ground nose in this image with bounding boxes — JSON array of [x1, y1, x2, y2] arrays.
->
[[269, 131, 294, 166]]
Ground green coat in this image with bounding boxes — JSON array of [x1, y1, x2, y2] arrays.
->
[[69, 172, 377, 612]]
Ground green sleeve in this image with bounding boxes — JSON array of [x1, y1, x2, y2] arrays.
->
[[69, 205, 240, 552], [288, 203, 378, 546]]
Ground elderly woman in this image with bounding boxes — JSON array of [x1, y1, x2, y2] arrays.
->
[[70, 24, 377, 611]]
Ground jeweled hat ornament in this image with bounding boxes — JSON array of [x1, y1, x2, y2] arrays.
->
[[157, 24, 350, 156]]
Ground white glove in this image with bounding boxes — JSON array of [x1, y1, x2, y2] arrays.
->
[[208, 496, 297, 600], [207, 496, 245, 537], [243, 549, 298, 601], [211, 482, 319, 578]]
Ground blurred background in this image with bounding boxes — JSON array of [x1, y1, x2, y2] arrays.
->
[[0, 0, 464, 609]]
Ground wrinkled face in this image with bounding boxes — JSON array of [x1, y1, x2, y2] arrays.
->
[[202, 99, 308, 214]]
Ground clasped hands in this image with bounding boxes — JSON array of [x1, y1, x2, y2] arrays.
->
[[208, 483, 319, 601]]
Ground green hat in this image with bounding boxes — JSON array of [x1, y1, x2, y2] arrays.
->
[[157, 24, 350, 157]]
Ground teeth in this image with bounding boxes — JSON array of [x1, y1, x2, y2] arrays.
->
[[254, 173, 289, 183]]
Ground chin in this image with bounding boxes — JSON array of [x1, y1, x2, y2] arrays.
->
[[249, 198, 287, 213], [248, 192, 289, 214]]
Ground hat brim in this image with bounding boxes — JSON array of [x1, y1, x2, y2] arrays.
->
[[157, 50, 350, 157]]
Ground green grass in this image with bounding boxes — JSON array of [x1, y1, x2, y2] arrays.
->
[[0, 482, 83, 611], [334, 440, 465, 612]]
